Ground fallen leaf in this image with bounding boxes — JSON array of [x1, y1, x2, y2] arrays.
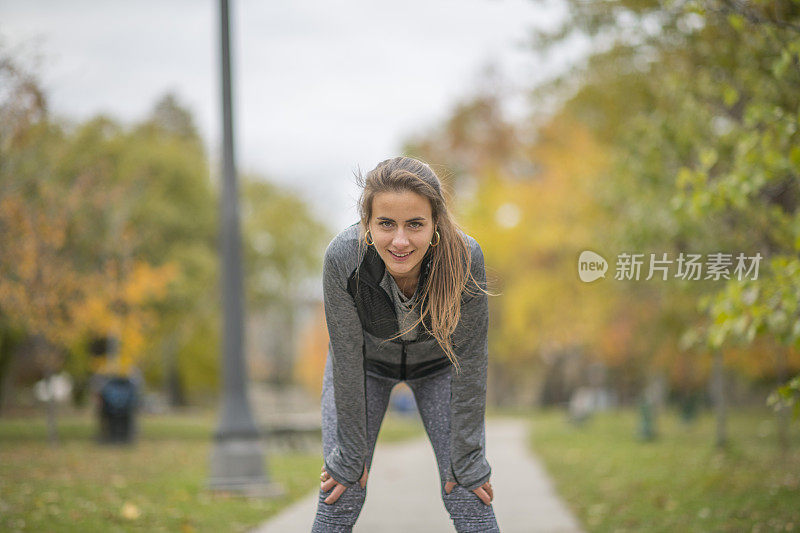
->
[[120, 502, 140, 520]]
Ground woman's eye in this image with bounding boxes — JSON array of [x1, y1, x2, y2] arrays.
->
[[379, 220, 393, 228], [409, 222, 422, 229]]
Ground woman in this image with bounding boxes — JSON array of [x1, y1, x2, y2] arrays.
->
[[312, 157, 499, 532]]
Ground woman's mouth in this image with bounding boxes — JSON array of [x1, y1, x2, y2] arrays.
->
[[389, 250, 413, 261]]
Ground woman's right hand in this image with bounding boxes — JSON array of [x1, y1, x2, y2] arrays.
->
[[319, 464, 368, 504], [444, 480, 494, 505]]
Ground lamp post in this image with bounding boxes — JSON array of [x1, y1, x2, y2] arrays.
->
[[208, 0, 281, 497]]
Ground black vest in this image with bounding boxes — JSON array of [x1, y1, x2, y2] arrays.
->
[[346, 245, 451, 379]]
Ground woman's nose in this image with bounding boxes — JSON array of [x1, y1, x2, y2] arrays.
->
[[393, 231, 410, 248]]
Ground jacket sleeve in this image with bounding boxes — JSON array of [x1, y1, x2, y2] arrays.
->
[[448, 238, 492, 492], [321, 239, 367, 488]]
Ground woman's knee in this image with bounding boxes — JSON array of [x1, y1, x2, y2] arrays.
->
[[311, 484, 367, 532], [441, 485, 500, 533]]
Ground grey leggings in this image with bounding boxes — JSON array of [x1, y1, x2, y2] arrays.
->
[[311, 354, 500, 532]]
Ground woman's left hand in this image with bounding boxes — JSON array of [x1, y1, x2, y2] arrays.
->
[[444, 480, 494, 505], [319, 464, 368, 504]]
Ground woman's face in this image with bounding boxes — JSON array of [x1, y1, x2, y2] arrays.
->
[[369, 189, 435, 283]]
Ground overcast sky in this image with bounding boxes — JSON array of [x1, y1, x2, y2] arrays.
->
[[1, 0, 582, 231]]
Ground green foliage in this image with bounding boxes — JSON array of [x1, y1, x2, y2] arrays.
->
[[241, 178, 328, 310], [769, 374, 800, 419], [533, 0, 800, 391]]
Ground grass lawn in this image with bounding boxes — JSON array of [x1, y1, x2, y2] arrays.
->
[[0, 409, 424, 532], [528, 407, 800, 532]]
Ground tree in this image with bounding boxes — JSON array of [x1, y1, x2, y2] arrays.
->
[[241, 177, 328, 385], [529, 0, 800, 440]]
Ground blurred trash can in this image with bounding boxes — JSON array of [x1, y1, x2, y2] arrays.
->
[[98, 375, 138, 444]]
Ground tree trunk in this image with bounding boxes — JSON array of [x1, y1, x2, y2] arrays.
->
[[281, 302, 296, 385], [163, 329, 186, 408], [44, 366, 59, 446], [0, 346, 16, 417], [167, 362, 186, 407], [0, 327, 24, 417], [712, 349, 727, 449], [776, 346, 790, 452], [34, 335, 60, 446]]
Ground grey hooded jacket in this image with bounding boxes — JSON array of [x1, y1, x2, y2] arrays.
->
[[322, 222, 492, 492]]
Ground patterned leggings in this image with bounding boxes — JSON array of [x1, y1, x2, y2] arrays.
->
[[311, 354, 500, 532]]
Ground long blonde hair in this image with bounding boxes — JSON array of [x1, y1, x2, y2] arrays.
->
[[356, 156, 486, 373]]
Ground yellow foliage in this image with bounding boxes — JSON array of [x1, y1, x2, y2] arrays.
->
[[0, 185, 86, 348], [80, 260, 178, 376], [460, 112, 615, 368], [0, 176, 179, 377]]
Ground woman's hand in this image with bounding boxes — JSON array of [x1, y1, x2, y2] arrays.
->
[[444, 480, 494, 505], [319, 464, 368, 504]]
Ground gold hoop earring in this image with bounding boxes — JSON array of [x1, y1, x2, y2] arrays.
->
[[365, 229, 374, 246], [429, 230, 440, 247]]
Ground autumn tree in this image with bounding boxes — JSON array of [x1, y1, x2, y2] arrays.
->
[[241, 177, 328, 385], [529, 0, 800, 442], [0, 51, 177, 440]]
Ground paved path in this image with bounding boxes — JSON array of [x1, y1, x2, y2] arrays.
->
[[250, 418, 584, 532]]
